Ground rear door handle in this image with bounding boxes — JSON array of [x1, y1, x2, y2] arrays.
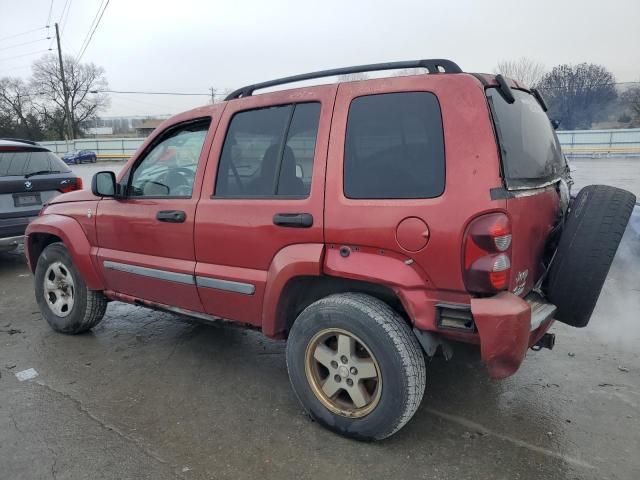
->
[[273, 213, 313, 228], [156, 210, 186, 223]]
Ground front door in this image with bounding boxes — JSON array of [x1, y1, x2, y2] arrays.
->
[[194, 86, 336, 325], [96, 118, 213, 312]]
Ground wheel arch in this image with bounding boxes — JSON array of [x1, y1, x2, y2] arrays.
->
[[25, 214, 105, 290]]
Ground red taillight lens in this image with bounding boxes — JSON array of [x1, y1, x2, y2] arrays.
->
[[463, 213, 512, 294], [58, 177, 83, 193]]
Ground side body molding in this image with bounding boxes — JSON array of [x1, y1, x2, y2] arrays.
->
[[25, 214, 105, 290]]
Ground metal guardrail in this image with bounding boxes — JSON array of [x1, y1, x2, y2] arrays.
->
[[39, 127, 640, 161]]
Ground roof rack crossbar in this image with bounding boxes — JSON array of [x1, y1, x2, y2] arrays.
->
[[225, 59, 462, 100]]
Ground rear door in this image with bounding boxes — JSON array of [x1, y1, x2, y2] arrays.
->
[[194, 86, 335, 325], [95, 118, 213, 312]]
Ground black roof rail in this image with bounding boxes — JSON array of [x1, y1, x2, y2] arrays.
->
[[225, 59, 462, 100], [0, 137, 40, 145]]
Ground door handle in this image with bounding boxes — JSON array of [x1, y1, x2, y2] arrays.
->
[[273, 213, 313, 228], [156, 210, 186, 223]]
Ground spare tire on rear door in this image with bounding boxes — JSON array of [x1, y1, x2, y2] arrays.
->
[[545, 185, 636, 328]]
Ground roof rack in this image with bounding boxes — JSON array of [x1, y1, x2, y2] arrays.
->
[[225, 59, 462, 100]]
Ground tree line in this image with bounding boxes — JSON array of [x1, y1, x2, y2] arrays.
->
[[0, 54, 109, 141]]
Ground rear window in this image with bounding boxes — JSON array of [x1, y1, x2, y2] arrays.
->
[[487, 88, 566, 189], [344, 92, 445, 199], [0, 149, 71, 177]]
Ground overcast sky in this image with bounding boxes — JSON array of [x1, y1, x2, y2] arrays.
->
[[2, 0, 639, 117]]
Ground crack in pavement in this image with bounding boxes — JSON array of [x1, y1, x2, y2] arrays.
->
[[34, 381, 186, 480]]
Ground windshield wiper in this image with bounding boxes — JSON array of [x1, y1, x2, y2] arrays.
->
[[25, 170, 62, 178]]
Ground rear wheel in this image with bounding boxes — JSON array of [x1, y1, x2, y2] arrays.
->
[[286, 293, 426, 440], [545, 185, 636, 327], [35, 242, 107, 334]]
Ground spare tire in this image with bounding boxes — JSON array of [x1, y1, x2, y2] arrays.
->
[[545, 185, 636, 328]]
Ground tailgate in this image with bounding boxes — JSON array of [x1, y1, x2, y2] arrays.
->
[[506, 187, 559, 296]]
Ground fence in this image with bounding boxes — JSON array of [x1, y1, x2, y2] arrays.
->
[[556, 128, 640, 158], [39, 138, 145, 160], [40, 128, 640, 161]]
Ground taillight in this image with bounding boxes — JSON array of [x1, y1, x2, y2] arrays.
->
[[463, 213, 512, 294], [59, 177, 83, 193]]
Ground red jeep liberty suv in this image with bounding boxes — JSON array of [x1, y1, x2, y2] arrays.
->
[[25, 59, 636, 440]]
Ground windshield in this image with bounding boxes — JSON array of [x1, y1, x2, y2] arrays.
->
[[487, 88, 566, 189], [0, 150, 72, 177]]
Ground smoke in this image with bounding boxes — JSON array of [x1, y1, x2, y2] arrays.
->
[[587, 205, 640, 348]]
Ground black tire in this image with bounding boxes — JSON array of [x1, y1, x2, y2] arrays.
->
[[545, 185, 636, 328], [35, 242, 107, 334], [286, 293, 426, 440]]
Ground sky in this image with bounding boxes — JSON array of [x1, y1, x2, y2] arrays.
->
[[1, 0, 639, 117]]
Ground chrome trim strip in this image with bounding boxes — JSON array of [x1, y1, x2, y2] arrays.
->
[[196, 276, 255, 295], [103, 261, 195, 285]]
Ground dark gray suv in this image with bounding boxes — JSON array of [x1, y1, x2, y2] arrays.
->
[[0, 139, 82, 252]]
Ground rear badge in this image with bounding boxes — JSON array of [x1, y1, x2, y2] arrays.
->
[[513, 269, 528, 296], [24, 181, 32, 190]]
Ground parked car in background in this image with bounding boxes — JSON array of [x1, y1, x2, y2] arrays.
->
[[0, 139, 83, 252], [24, 59, 636, 440], [62, 149, 97, 164]]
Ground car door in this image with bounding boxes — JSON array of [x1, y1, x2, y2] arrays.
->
[[194, 85, 336, 325], [95, 117, 214, 312]]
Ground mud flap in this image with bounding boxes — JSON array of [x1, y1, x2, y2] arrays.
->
[[471, 292, 531, 380]]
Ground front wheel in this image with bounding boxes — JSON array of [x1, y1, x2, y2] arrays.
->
[[34, 242, 107, 334], [286, 293, 426, 440]]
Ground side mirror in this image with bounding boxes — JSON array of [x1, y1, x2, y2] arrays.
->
[[92, 171, 117, 197]]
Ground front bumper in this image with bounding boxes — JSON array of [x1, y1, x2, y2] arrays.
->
[[471, 291, 556, 379]]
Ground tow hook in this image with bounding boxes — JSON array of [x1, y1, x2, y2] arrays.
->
[[532, 333, 555, 351]]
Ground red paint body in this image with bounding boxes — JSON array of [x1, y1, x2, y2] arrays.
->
[[25, 73, 560, 379]]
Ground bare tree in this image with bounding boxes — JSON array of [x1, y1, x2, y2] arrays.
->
[[0, 77, 43, 139], [537, 63, 617, 130], [30, 54, 110, 138], [494, 57, 546, 88]]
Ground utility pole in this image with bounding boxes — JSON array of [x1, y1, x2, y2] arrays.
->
[[55, 23, 74, 141], [209, 87, 216, 104]]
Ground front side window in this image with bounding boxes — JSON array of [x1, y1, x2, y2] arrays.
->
[[128, 119, 210, 197], [215, 102, 321, 198], [344, 92, 445, 199]]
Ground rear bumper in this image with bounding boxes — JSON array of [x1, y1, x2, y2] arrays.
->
[[0, 215, 35, 245], [471, 291, 556, 379], [0, 235, 24, 250]]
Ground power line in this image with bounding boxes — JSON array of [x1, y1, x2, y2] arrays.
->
[[0, 37, 49, 53], [0, 49, 51, 63], [46, 0, 55, 25], [91, 89, 216, 97], [76, 0, 110, 62], [0, 27, 47, 44], [60, 0, 73, 35]]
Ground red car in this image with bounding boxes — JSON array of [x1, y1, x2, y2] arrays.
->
[[25, 59, 635, 440]]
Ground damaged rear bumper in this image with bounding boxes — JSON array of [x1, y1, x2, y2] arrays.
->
[[471, 291, 556, 380]]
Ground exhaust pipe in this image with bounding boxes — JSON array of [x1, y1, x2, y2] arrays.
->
[[532, 333, 555, 351]]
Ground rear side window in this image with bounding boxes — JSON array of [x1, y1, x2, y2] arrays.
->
[[215, 102, 321, 198], [344, 92, 445, 199], [487, 88, 566, 189], [0, 150, 71, 176]]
